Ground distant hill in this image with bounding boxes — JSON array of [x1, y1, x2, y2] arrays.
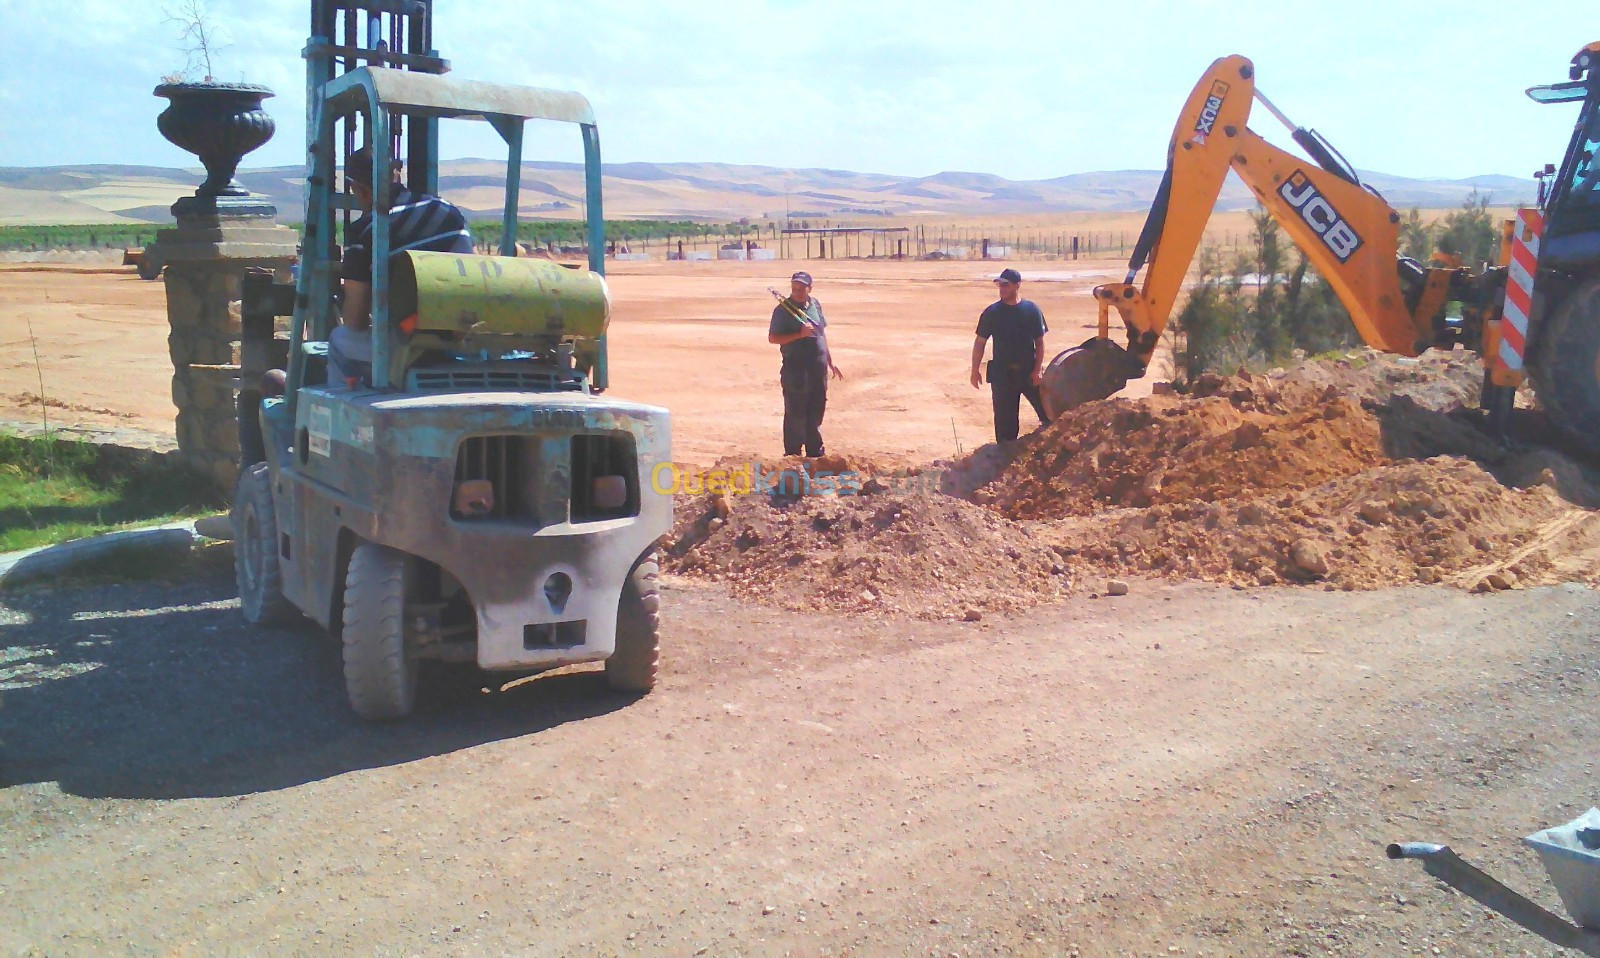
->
[[0, 160, 1538, 226]]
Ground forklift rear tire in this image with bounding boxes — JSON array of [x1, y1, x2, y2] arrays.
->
[[232, 463, 294, 625], [1530, 275, 1600, 456], [342, 543, 418, 720], [606, 550, 660, 693]]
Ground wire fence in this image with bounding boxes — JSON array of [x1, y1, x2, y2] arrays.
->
[[472, 222, 1267, 262], [1, 219, 1266, 262]]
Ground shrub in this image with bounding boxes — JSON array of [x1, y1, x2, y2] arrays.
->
[[1169, 208, 1359, 385]]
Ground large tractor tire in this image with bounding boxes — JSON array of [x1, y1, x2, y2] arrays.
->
[[341, 543, 418, 720], [232, 463, 294, 625], [605, 550, 660, 693], [1530, 275, 1600, 456]]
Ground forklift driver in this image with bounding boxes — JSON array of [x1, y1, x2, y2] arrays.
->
[[328, 146, 475, 386]]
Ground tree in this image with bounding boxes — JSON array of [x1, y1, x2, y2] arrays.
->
[[1171, 247, 1253, 385], [1169, 205, 1358, 385], [165, 0, 229, 82], [1248, 208, 1288, 361], [1280, 244, 1359, 356], [1435, 191, 1498, 268], [1398, 208, 1435, 261]]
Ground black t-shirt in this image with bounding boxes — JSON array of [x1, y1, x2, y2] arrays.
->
[[344, 189, 474, 281], [769, 297, 830, 366], [976, 299, 1048, 367]]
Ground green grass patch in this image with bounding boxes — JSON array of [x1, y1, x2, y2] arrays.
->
[[0, 218, 764, 253], [0, 223, 166, 253], [0, 433, 224, 553]]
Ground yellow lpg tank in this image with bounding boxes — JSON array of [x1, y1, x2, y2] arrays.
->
[[398, 250, 611, 342]]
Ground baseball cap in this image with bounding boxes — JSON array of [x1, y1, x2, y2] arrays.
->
[[344, 147, 401, 187], [344, 147, 375, 186], [994, 268, 1023, 284], [790, 271, 813, 287]]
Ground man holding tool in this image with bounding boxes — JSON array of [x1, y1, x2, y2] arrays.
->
[[768, 271, 843, 458]]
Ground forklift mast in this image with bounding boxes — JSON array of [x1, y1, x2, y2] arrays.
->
[[291, 0, 451, 404], [287, 0, 611, 401], [306, 0, 445, 212]]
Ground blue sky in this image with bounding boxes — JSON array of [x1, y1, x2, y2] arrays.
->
[[0, 0, 1587, 181]]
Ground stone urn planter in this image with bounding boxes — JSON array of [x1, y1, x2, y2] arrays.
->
[[147, 80, 297, 493], [153, 82, 276, 198]]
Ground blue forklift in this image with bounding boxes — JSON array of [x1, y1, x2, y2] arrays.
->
[[232, 0, 671, 719]]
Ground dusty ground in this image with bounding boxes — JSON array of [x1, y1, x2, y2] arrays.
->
[[0, 256, 1152, 463], [3, 565, 1598, 956]]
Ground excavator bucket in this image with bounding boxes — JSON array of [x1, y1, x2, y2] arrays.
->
[[1039, 337, 1146, 419]]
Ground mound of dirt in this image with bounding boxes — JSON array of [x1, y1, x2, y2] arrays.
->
[[1273, 347, 1483, 412], [960, 350, 1600, 594], [984, 390, 1385, 519], [1046, 457, 1598, 591], [663, 351, 1600, 614], [661, 489, 1069, 620], [980, 352, 1527, 522]]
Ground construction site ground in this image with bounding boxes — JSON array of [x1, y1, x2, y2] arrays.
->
[[0, 257, 1144, 462], [5, 569, 1597, 956], [5, 258, 1600, 954]]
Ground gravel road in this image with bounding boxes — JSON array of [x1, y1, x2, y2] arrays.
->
[[2, 564, 1597, 956]]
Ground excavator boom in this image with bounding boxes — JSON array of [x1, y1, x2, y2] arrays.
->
[[1124, 56, 1258, 342], [1042, 55, 1455, 416], [1042, 42, 1600, 458]]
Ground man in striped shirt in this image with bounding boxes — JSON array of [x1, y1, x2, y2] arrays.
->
[[328, 146, 474, 385]]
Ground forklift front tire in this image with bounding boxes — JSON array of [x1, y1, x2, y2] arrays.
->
[[606, 550, 660, 693], [233, 463, 294, 625], [342, 542, 419, 720]]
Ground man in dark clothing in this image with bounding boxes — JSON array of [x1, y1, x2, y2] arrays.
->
[[768, 270, 843, 457], [970, 267, 1050, 442], [329, 145, 474, 385]]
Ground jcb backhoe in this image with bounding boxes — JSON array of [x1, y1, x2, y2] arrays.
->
[[1042, 43, 1600, 454]]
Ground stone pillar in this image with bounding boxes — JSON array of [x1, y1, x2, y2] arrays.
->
[[148, 198, 297, 493]]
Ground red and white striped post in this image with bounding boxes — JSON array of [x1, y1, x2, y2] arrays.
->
[[1495, 208, 1545, 384]]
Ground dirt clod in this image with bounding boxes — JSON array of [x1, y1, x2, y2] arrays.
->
[[1290, 539, 1330, 577]]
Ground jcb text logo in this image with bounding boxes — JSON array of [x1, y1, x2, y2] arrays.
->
[[1191, 80, 1230, 144], [1280, 171, 1363, 263]]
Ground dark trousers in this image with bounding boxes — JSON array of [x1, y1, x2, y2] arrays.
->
[[781, 361, 828, 457], [990, 361, 1047, 443]]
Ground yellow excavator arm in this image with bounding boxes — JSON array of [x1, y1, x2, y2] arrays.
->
[[1042, 55, 1463, 415]]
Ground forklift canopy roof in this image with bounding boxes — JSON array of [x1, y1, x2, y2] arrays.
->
[[325, 67, 596, 125]]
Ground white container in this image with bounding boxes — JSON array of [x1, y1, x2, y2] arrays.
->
[[1524, 807, 1600, 929]]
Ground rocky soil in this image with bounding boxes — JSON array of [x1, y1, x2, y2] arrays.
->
[[665, 351, 1600, 614]]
